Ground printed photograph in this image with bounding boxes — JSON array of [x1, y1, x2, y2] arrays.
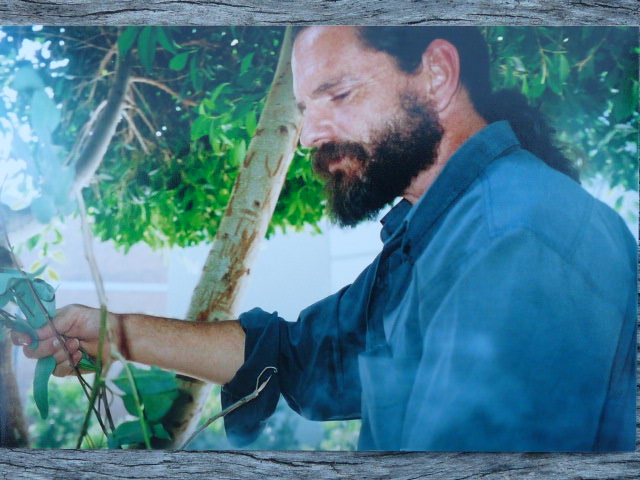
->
[[0, 26, 637, 451]]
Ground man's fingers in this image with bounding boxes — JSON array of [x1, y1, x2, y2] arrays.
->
[[53, 360, 75, 377], [11, 331, 32, 347], [22, 337, 59, 359], [54, 351, 83, 377], [23, 336, 81, 360]]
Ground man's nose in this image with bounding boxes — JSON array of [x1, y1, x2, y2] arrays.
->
[[299, 110, 338, 148]]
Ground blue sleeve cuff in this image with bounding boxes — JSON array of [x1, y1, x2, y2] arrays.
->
[[221, 308, 281, 447]]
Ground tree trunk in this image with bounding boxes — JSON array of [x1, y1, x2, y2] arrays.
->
[[0, 335, 28, 447], [0, 243, 29, 447], [167, 26, 302, 447]]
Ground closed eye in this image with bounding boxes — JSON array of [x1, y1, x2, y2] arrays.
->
[[332, 91, 351, 102]]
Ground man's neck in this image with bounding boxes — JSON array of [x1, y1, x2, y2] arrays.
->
[[403, 112, 488, 204]]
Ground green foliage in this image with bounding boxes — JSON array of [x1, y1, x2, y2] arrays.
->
[[108, 364, 190, 448], [485, 27, 638, 191], [0, 267, 57, 419], [2, 26, 635, 254], [27, 378, 105, 448], [320, 420, 360, 450]]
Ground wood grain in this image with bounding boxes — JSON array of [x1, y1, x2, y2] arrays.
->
[[0, 1, 638, 479], [1, 449, 640, 480], [0, 0, 637, 25]]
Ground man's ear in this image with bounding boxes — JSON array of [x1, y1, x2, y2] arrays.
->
[[418, 39, 461, 113]]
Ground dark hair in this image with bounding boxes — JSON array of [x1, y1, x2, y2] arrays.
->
[[293, 26, 579, 182]]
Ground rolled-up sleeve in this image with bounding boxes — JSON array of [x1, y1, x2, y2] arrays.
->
[[222, 262, 376, 446]]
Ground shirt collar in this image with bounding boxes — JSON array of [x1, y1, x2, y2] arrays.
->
[[379, 199, 412, 243], [385, 121, 522, 255]]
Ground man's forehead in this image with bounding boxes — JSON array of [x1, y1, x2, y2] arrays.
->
[[292, 27, 377, 98]]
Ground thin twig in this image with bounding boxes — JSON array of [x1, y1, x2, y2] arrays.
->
[[112, 350, 152, 449], [131, 77, 198, 108], [75, 192, 117, 447], [123, 111, 150, 154], [177, 366, 277, 450], [76, 192, 151, 448]]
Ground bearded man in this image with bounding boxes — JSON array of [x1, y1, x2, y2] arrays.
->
[[13, 26, 636, 451]]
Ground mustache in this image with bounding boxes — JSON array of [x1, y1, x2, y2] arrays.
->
[[312, 141, 370, 178]]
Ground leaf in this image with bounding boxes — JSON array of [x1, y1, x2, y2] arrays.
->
[[30, 195, 57, 224], [240, 52, 255, 75], [209, 82, 230, 107], [169, 52, 190, 71], [122, 390, 178, 422], [189, 56, 204, 91], [155, 27, 177, 54], [528, 73, 546, 99], [30, 89, 61, 142], [33, 356, 56, 419], [138, 26, 157, 73], [190, 116, 212, 141], [245, 110, 257, 137], [152, 423, 171, 440], [77, 352, 98, 372], [46, 268, 59, 282], [118, 27, 139, 57], [521, 75, 529, 96], [0, 269, 20, 297], [111, 420, 146, 446], [558, 54, 570, 84], [612, 78, 636, 123], [113, 365, 179, 396], [12, 66, 44, 91], [232, 140, 247, 166]]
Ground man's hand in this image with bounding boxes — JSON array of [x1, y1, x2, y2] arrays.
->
[[10, 304, 112, 377], [11, 304, 245, 384]]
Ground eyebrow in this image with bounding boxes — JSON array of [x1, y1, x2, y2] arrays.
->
[[297, 75, 351, 113]]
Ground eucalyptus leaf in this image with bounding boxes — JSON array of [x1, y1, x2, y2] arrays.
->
[[31, 195, 57, 224], [12, 66, 44, 91], [169, 52, 190, 71], [155, 27, 178, 54], [118, 27, 139, 57], [30, 89, 61, 141], [12, 278, 49, 329], [33, 355, 56, 419], [138, 26, 157, 73]]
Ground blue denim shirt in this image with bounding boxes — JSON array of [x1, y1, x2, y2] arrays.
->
[[221, 121, 637, 451]]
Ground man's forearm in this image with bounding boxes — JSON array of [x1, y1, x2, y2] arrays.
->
[[112, 313, 246, 385]]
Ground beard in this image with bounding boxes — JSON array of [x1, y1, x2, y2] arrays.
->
[[312, 93, 444, 227]]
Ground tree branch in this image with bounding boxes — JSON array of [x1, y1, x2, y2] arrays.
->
[[131, 76, 198, 108]]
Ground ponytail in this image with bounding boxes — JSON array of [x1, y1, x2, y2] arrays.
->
[[475, 89, 580, 183]]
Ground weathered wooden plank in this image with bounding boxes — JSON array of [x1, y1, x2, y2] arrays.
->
[[0, 0, 638, 25], [0, 1, 638, 479], [1, 449, 640, 480]]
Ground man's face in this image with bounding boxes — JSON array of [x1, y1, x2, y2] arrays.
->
[[292, 26, 443, 226]]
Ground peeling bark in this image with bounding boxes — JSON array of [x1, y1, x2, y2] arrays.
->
[[167, 27, 302, 447]]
